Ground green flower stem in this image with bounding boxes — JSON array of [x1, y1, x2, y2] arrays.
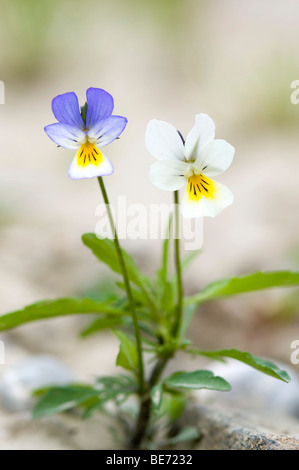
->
[[97, 177, 146, 395], [140, 282, 160, 322], [172, 190, 184, 337], [130, 354, 172, 449], [130, 192, 184, 447]]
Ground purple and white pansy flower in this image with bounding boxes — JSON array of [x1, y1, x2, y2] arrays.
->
[[44, 88, 127, 180]]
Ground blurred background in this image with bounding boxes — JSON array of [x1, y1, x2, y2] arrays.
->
[[0, 0, 299, 449]]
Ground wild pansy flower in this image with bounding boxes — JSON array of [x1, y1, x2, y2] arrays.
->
[[146, 114, 235, 218], [45, 88, 127, 180]]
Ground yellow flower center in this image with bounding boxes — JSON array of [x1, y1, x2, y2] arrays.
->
[[76, 142, 103, 168], [187, 173, 216, 201]]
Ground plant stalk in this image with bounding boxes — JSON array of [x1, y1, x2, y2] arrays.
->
[[129, 355, 171, 448], [97, 177, 146, 396], [131, 191, 185, 448], [172, 190, 184, 337]]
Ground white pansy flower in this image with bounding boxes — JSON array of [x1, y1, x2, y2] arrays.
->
[[146, 114, 235, 218]]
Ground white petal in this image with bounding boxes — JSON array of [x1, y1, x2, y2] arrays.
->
[[150, 160, 191, 191], [181, 179, 233, 218], [145, 119, 185, 161], [193, 139, 235, 177], [184, 114, 215, 161], [68, 152, 114, 180]]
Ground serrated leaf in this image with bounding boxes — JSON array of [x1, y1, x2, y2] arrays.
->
[[33, 385, 100, 419], [80, 316, 125, 337], [151, 384, 163, 409], [82, 374, 137, 418], [83, 383, 136, 419], [165, 370, 231, 391], [82, 399, 106, 419], [185, 271, 299, 306], [191, 348, 291, 383], [96, 374, 135, 387], [82, 234, 145, 287], [0, 298, 126, 331], [114, 330, 138, 373], [82, 234, 157, 315]]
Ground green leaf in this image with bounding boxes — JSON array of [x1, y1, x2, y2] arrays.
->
[[151, 384, 163, 409], [190, 348, 291, 383], [33, 385, 100, 419], [114, 330, 138, 373], [96, 374, 136, 388], [179, 304, 197, 338], [159, 391, 187, 422], [116, 281, 145, 305], [165, 426, 200, 445], [122, 317, 158, 339], [80, 102, 87, 123], [82, 234, 146, 288], [83, 234, 157, 315], [156, 282, 175, 318], [97, 375, 136, 405], [170, 251, 201, 289], [82, 400, 105, 419], [0, 297, 126, 331], [185, 271, 299, 306], [157, 214, 172, 285], [82, 375, 137, 418], [169, 251, 201, 314], [79, 278, 119, 303], [181, 250, 201, 272], [165, 370, 231, 391], [80, 316, 125, 337], [155, 219, 177, 319]]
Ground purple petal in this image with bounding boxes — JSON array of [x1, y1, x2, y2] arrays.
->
[[88, 116, 128, 146], [52, 92, 84, 128], [85, 88, 114, 128], [44, 123, 84, 149]]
